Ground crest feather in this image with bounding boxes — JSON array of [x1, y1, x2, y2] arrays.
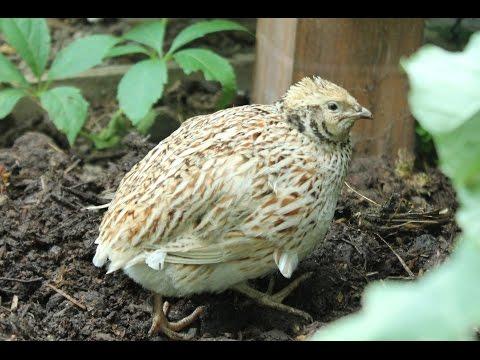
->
[[283, 76, 351, 108]]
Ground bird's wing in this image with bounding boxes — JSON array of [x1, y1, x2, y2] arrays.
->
[[93, 104, 312, 273]]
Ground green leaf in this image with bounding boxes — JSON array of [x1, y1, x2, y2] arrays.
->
[[312, 238, 480, 340], [312, 30, 480, 341], [403, 31, 480, 192], [167, 19, 250, 55], [435, 111, 480, 189], [0, 88, 27, 119], [1, 18, 50, 78], [48, 35, 119, 80], [88, 133, 122, 150], [123, 20, 166, 56], [85, 110, 129, 150], [105, 43, 150, 58], [0, 53, 29, 87], [40, 86, 88, 145], [456, 188, 480, 245], [134, 108, 157, 134], [401, 32, 480, 135], [118, 59, 167, 123], [173, 48, 236, 108]]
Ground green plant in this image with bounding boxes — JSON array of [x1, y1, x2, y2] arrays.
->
[[0, 18, 118, 145], [312, 32, 480, 340], [86, 18, 250, 148], [415, 121, 436, 163]]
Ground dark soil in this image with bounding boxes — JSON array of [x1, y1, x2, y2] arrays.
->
[[0, 127, 458, 341], [0, 18, 463, 340]]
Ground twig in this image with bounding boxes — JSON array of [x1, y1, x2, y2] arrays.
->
[[0, 276, 44, 283], [344, 181, 381, 207], [86, 149, 128, 163], [378, 219, 449, 231], [386, 276, 415, 280], [0, 305, 11, 313], [47, 142, 66, 155], [375, 233, 415, 278], [388, 219, 445, 224], [61, 186, 108, 205], [45, 283, 87, 311], [390, 209, 450, 218], [64, 159, 81, 175]]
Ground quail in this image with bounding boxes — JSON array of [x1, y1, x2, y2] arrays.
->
[[93, 76, 372, 340]]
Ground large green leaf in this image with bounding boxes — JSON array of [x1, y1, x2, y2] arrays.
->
[[0, 53, 28, 87], [173, 48, 236, 108], [312, 238, 480, 340], [0, 88, 27, 119], [1, 18, 50, 78], [167, 19, 249, 55], [401, 32, 480, 135], [48, 35, 119, 80], [312, 31, 480, 341], [40, 86, 88, 145], [117, 59, 167, 123], [105, 43, 150, 58], [123, 20, 166, 56], [434, 111, 480, 190]]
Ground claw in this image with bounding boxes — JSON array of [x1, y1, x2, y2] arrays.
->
[[148, 294, 204, 340], [233, 272, 313, 322]]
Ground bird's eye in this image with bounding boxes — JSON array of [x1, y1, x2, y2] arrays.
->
[[327, 102, 339, 111]]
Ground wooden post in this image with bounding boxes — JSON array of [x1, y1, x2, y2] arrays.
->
[[252, 18, 425, 157]]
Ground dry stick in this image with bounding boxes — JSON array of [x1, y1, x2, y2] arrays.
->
[[61, 185, 107, 205], [388, 219, 444, 224], [45, 283, 87, 311], [344, 181, 381, 207], [380, 219, 448, 230], [0, 276, 44, 283], [0, 305, 11, 313], [375, 233, 415, 278], [47, 142, 66, 154], [64, 159, 81, 175]]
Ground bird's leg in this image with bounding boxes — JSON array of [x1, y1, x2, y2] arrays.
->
[[266, 275, 276, 295], [270, 272, 313, 303], [232, 272, 313, 321], [148, 293, 205, 340]]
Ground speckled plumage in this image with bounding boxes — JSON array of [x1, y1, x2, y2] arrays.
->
[[93, 76, 371, 299]]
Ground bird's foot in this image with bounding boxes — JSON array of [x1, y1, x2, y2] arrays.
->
[[148, 294, 205, 340], [233, 272, 314, 322]]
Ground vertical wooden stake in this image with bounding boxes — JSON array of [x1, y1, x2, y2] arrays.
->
[[252, 18, 425, 158]]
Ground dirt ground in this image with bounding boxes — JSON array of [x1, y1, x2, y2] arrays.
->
[[0, 106, 458, 341], [0, 17, 466, 341]]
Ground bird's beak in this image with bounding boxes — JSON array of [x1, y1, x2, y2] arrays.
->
[[357, 107, 372, 119]]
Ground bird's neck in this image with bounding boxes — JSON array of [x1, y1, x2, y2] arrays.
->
[[274, 100, 351, 148]]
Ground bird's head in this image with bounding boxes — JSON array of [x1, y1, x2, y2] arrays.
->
[[282, 76, 372, 143]]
